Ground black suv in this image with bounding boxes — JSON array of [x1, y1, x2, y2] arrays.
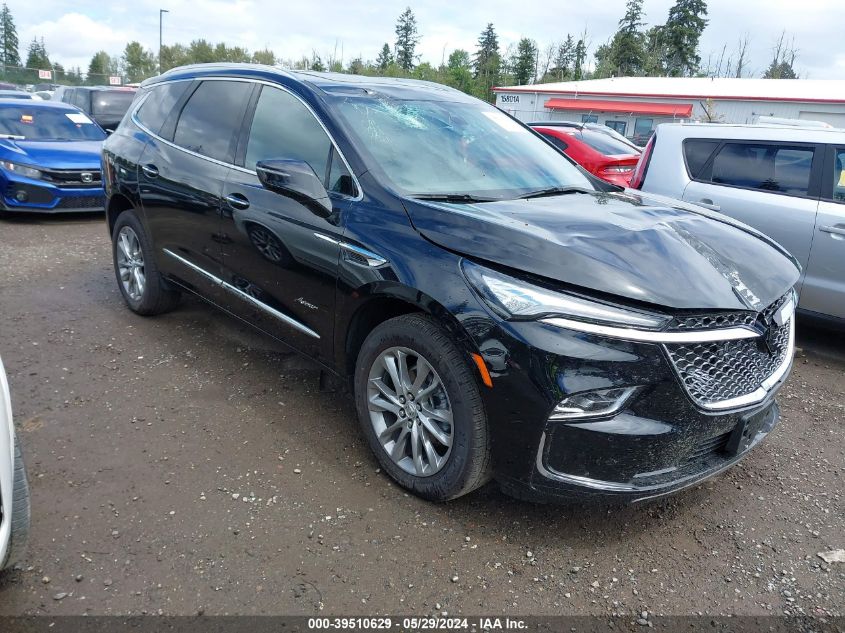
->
[[102, 64, 800, 503], [59, 86, 137, 131]]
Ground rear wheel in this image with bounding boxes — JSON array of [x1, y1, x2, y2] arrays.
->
[[112, 210, 180, 315], [354, 314, 491, 501]]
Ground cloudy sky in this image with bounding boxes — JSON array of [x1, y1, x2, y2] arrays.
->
[[9, 0, 845, 80]]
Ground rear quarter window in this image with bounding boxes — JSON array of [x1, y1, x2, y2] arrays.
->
[[135, 82, 191, 136], [683, 139, 720, 179]]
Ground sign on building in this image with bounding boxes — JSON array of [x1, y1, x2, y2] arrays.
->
[[108, 76, 122, 86], [37, 69, 52, 80]]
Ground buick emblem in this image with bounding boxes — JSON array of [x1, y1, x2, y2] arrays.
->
[[81, 172, 93, 183]]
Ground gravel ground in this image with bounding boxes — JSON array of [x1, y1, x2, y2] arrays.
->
[[0, 213, 841, 618]]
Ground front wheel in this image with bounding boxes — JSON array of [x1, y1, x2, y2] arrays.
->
[[354, 314, 491, 501]]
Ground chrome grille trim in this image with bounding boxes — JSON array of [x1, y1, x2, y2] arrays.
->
[[664, 296, 795, 411]]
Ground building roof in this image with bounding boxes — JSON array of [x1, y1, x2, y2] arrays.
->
[[493, 76, 845, 104]]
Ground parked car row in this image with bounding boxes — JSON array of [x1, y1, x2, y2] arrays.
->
[[98, 64, 801, 504]]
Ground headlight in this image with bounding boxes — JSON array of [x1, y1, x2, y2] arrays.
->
[[462, 261, 669, 329], [0, 161, 42, 180]]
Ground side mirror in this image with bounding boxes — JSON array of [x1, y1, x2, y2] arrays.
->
[[256, 159, 332, 217]]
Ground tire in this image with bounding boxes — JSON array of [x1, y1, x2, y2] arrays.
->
[[354, 314, 491, 501], [2, 435, 30, 571], [112, 209, 180, 315]]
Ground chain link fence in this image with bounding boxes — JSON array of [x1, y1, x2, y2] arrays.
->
[[0, 66, 128, 90]]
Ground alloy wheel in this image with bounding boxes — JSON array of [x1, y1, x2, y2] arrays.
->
[[367, 346, 454, 477], [116, 225, 146, 301]]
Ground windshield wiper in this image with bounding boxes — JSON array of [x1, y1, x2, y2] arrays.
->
[[516, 186, 592, 200], [411, 193, 500, 203]]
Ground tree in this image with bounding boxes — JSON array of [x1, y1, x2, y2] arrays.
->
[[310, 53, 325, 72], [764, 31, 798, 79], [160, 43, 188, 71], [446, 49, 473, 91], [473, 23, 500, 100], [87, 51, 113, 81], [511, 38, 537, 85], [573, 36, 588, 80], [252, 48, 276, 65], [25, 37, 50, 70], [394, 7, 419, 71], [547, 35, 575, 81], [347, 57, 365, 75], [663, 0, 709, 76], [122, 41, 155, 82], [0, 3, 20, 70], [187, 39, 215, 64], [376, 43, 393, 73]]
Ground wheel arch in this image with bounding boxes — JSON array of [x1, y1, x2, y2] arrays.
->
[[106, 193, 136, 236], [339, 283, 478, 380]]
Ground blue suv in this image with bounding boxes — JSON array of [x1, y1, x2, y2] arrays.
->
[[0, 99, 108, 216]]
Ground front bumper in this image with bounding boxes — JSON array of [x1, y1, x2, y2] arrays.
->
[[1, 177, 104, 213], [466, 308, 793, 504]]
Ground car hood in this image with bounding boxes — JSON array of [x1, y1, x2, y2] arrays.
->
[[403, 190, 800, 312], [0, 139, 103, 170]]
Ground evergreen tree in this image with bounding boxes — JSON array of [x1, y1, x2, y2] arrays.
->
[[0, 3, 20, 69], [549, 35, 575, 81], [376, 43, 393, 72], [25, 37, 50, 70], [511, 38, 537, 85], [394, 7, 419, 71], [663, 0, 709, 76], [573, 37, 588, 80], [122, 41, 156, 82], [473, 23, 500, 100], [310, 53, 325, 72]]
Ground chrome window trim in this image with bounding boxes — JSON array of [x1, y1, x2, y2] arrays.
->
[[131, 76, 363, 201], [162, 248, 320, 339]]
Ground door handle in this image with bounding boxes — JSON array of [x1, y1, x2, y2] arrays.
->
[[697, 198, 721, 211], [819, 225, 845, 238], [225, 193, 250, 211], [141, 164, 159, 178]]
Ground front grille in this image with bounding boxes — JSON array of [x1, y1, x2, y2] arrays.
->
[[55, 195, 105, 210], [41, 168, 102, 188], [665, 293, 793, 408]]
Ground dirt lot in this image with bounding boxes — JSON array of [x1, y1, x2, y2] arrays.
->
[[0, 213, 842, 618]]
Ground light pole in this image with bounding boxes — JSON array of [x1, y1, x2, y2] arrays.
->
[[159, 9, 169, 74]]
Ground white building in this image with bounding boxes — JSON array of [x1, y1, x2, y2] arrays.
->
[[493, 77, 845, 143]]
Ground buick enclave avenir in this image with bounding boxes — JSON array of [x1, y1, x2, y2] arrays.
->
[[102, 65, 800, 503]]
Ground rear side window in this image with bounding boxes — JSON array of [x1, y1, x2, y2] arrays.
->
[[541, 133, 569, 152], [173, 81, 252, 163], [683, 139, 720, 179], [135, 82, 190, 135], [710, 143, 815, 196], [91, 90, 136, 118]]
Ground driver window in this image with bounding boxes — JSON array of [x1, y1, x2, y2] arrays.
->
[[245, 86, 351, 195]]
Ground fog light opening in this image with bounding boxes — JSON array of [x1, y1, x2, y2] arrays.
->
[[550, 386, 641, 420], [14, 189, 27, 202]]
